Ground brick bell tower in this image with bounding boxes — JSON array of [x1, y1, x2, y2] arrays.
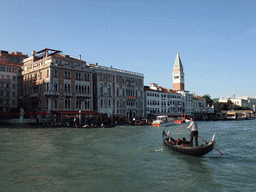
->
[[173, 50, 185, 91]]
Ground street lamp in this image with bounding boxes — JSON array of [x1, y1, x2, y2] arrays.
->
[[79, 110, 81, 125]]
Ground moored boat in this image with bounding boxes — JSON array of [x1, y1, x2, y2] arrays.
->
[[162, 130, 215, 157], [185, 119, 191, 123], [152, 115, 174, 127], [104, 124, 116, 128]]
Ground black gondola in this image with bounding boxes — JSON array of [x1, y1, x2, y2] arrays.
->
[[162, 130, 215, 157], [104, 124, 116, 128]]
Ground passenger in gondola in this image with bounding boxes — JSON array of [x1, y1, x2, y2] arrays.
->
[[168, 137, 175, 144], [176, 138, 182, 145], [182, 137, 190, 146], [182, 137, 190, 144], [166, 131, 175, 144]]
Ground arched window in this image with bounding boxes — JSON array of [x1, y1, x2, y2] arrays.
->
[[84, 100, 87, 109], [54, 99, 58, 109], [76, 85, 78, 92], [54, 83, 58, 91], [64, 84, 67, 92], [79, 85, 81, 93], [64, 71, 67, 78], [68, 84, 71, 92], [54, 69, 58, 77], [100, 84, 103, 95], [117, 88, 119, 96], [65, 99, 68, 109], [87, 86, 90, 93], [108, 84, 111, 95], [76, 100, 81, 109]]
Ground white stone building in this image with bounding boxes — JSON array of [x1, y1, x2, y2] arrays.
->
[[144, 83, 182, 117], [219, 95, 256, 112], [0, 50, 28, 112]]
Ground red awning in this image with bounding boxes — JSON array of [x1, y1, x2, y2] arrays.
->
[[52, 111, 99, 115], [33, 111, 50, 115]]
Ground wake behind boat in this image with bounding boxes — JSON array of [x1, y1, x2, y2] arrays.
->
[[162, 130, 215, 157], [152, 115, 174, 127]]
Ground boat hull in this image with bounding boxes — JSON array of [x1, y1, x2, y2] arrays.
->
[[152, 121, 174, 127]]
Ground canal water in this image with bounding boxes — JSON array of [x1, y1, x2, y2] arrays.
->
[[0, 119, 255, 191]]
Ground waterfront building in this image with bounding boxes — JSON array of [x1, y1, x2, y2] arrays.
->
[[219, 95, 256, 112], [89, 63, 144, 119], [20, 48, 93, 115], [144, 83, 182, 118], [0, 50, 28, 112], [144, 51, 208, 118]]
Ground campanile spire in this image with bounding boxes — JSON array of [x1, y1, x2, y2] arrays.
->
[[173, 51, 184, 91]]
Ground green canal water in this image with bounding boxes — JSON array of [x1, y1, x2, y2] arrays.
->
[[1, 119, 256, 191]]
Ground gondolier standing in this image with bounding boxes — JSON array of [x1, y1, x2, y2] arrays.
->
[[186, 118, 198, 147]]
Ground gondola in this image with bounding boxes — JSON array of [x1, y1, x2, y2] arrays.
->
[[103, 124, 116, 128], [162, 130, 215, 157], [76, 124, 103, 128]]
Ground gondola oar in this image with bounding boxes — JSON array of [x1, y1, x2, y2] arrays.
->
[[187, 129, 223, 155]]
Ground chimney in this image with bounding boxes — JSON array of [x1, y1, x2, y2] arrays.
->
[[79, 55, 81, 60], [46, 50, 48, 57], [32, 51, 35, 62]]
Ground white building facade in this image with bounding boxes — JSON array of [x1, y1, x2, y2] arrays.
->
[[144, 83, 182, 117], [219, 96, 256, 112], [0, 50, 28, 112]]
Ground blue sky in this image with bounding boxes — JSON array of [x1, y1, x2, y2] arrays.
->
[[1, 0, 255, 99]]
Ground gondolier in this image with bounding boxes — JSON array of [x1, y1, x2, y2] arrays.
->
[[186, 118, 198, 147]]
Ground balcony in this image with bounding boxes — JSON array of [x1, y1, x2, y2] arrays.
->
[[64, 92, 72, 97], [30, 93, 39, 97], [0, 78, 11, 83], [44, 91, 60, 96], [0, 87, 10, 90], [75, 93, 91, 98]]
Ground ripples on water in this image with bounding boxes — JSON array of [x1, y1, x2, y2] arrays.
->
[[0, 119, 256, 191]]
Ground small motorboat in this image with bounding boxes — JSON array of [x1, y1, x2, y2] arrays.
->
[[152, 116, 174, 127], [185, 119, 191, 123]]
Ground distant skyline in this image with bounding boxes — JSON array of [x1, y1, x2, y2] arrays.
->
[[1, 0, 255, 98]]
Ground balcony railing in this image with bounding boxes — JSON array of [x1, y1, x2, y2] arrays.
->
[[44, 91, 60, 96], [75, 93, 91, 97], [64, 92, 72, 97], [30, 93, 39, 97], [0, 78, 11, 83]]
